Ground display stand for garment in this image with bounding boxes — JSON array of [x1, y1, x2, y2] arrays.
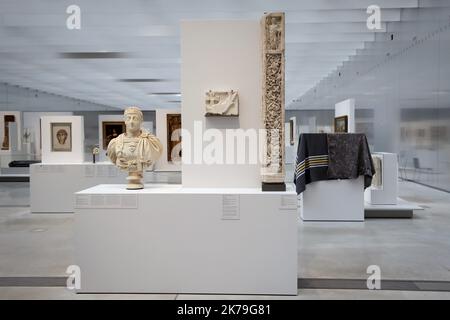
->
[[300, 176, 364, 221]]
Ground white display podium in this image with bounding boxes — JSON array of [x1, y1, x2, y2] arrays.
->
[[30, 163, 127, 213], [74, 184, 298, 295], [364, 198, 423, 218], [365, 152, 398, 205], [300, 177, 364, 221], [362, 153, 421, 218]]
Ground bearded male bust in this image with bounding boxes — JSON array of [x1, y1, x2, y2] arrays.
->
[[107, 106, 163, 189]]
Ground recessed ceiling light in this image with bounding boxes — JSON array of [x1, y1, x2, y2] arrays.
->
[[59, 52, 128, 59], [148, 92, 181, 96], [118, 79, 166, 82]]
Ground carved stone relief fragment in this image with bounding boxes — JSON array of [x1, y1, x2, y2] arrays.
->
[[205, 90, 239, 117]]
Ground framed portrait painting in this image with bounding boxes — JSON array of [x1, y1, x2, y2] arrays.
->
[[334, 116, 348, 133], [102, 121, 125, 150], [51, 122, 72, 152], [166, 114, 182, 163], [1, 115, 16, 150]]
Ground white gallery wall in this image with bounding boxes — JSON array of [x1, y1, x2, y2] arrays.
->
[[155, 109, 181, 172], [181, 20, 262, 188], [41, 116, 84, 163]]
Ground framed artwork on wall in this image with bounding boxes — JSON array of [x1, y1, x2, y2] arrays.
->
[[1, 115, 16, 150], [51, 122, 72, 152], [102, 121, 125, 150], [205, 90, 239, 117], [166, 114, 182, 163], [334, 115, 348, 133]]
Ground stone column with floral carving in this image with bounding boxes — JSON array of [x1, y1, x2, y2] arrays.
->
[[261, 12, 286, 191]]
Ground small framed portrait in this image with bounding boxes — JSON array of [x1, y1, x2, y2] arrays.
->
[[334, 116, 348, 133], [102, 121, 125, 149], [51, 122, 72, 152]]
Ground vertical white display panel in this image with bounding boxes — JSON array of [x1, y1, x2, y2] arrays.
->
[[154, 109, 181, 172], [335, 98, 356, 133], [308, 116, 316, 133], [8, 122, 18, 151], [285, 117, 297, 164], [181, 20, 262, 188], [41, 116, 84, 163], [365, 152, 398, 205], [301, 177, 364, 221]]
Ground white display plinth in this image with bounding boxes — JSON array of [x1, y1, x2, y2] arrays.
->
[[365, 152, 398, 205], [30, 163, 127, 213], [300, 177, 364, 221], [74, 184, 298, 295], [364, 198, 423, 218]]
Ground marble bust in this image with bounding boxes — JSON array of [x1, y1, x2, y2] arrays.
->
[[107, 106, 163, 189]]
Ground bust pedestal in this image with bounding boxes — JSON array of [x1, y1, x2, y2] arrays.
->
[[127, 171, 143, 190], [74, 184, 298, 294]]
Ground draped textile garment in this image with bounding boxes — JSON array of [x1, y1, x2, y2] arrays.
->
[[294, 133, 375, 195], [294, 133, 329, 195], [326, 133, 375, 189]]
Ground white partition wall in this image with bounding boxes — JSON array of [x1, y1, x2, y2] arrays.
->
[[335, 98, 355, 133], [41, 116, 84, 163], [181, 20, 262, 188], [155, 109, 181, 172], [285, 117, 297, 164]]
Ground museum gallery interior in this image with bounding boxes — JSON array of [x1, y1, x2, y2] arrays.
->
[[0, 0, 450, 300]]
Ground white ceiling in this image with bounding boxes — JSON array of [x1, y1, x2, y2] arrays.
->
[[0, 0, 448, 110]]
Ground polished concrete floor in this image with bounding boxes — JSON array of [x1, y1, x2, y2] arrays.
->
[[0, 178, 449, 299]]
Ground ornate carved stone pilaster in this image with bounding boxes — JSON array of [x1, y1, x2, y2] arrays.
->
[[261, 12, 285, 191]]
